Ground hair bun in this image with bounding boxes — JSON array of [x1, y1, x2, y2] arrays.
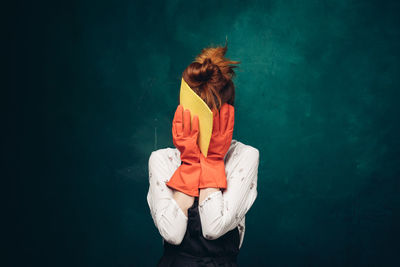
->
[[194, 45, 240, 82], [197, 58, 217, 84], [181, 42, 240, 111]]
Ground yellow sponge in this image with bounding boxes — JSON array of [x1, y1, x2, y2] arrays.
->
[[179, 77, 213, 158]]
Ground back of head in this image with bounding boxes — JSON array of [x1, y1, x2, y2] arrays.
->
[[182, 42, 240, 112]]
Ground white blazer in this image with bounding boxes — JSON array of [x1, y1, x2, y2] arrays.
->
[[147, 139, 259, 249]]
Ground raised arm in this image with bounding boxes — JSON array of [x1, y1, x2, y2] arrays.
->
[[146, 151, 189, 245], [198, 146, 259, 240]]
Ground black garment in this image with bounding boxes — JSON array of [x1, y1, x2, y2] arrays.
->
[[157, 196, 240, 266]]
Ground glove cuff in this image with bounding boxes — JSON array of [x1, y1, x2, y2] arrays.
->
[[198, 156, 227, 189], [166, 162, 201, 197]]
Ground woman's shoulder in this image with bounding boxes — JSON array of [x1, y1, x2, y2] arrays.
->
[[149, 147, 177, 159], [230, 139, 259, 154], [148, 147, 180, 169], [225, 139, 260, 163]]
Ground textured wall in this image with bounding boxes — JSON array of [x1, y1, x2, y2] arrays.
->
[[10, 0, 400, 266]]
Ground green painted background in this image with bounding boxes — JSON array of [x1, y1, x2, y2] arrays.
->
[[10, 0, 400, 266]]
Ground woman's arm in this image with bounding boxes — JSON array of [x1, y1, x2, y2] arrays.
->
[[199, 187, 219, 204], [147, 151, 191, 245], [198, 146, 259, 240], [172, 190, 194, 217]]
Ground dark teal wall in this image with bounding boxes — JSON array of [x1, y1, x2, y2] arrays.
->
[[10, 0, 400, 266]]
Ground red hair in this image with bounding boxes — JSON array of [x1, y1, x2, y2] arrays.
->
[[181, 42, 240, 112]]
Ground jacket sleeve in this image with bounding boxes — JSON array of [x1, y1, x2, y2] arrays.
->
[[147, 151, 188, 245], [198, 146, 259, 240]]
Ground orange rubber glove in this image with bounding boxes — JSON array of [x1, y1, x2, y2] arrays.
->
[[166, 105, 201, 197], [199, 103, 235, 190]]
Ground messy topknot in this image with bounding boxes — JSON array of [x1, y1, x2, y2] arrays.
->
[[181, 41, 240, 111]]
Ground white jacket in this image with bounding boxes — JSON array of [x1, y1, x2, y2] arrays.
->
[[147, 139, 259, 249]]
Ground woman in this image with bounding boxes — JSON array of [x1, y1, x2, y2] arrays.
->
[[147, 43, 260, 266]]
